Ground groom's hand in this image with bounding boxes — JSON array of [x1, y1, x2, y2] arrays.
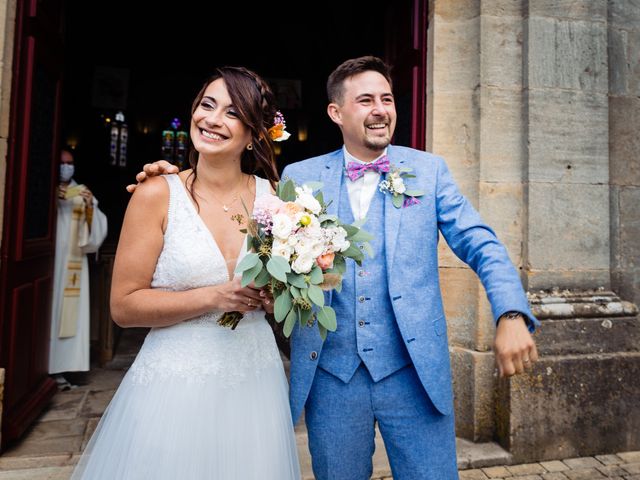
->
[[126, 160, 178, 193], [494, 313, 538, 377]]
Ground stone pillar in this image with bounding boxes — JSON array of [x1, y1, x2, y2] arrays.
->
[[428, 0, 528, 442], [609, 1, 640, 308], [428, 0, 640, 460]]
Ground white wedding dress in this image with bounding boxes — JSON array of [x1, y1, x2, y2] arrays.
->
[[71, 174, 300, 479]]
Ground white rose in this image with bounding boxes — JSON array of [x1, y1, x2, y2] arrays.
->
[[272, 213, 293, 240], [390, 175, 406, 194], [294, 186, 322, 214], [272, 239, 293, 261], [292, 253, 314, 274]]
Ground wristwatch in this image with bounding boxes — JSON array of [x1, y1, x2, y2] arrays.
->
[[498, 311, 531, 327]]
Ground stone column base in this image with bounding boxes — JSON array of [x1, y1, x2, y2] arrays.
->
[[496, 289, 640, 463]]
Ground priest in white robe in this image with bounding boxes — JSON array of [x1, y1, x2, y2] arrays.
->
[[49, 149, 108, 378]]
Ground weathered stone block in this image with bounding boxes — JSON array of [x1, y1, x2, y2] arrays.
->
[[608, 27, 630, 96], [527, 89, 608, 184], [478, 182, 524, 267], [609, 97, 640, 187], [432, 89, 481, 181], [497, 291, 640, 463], [441, 266, 479, 348], [619, 186, 640, 266], [434, 0, 480, 22], [527, 182, 609, 271], [481, 1, 523, 17], [496, 350, 640, 463], [0, 0, 16, 140], [528, 1, 607, 22], [432, 19, 480, 91], [526, 16, 608, 93], [480, 15, 523, 88], [452, 347, 498, 442], [608, 0, 640, 31], [479, 87, 525, 183]]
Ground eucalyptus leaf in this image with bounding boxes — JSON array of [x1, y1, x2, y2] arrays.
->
[[290, 286, 300, 298], [362, 242, 374, 259], [266, 256, 291, 282], [241, 261, 263, 287], [279, 179, 297, 202], [253, 267, 271, 288], [304, 181, 323, 191], [319, 214, 338, 223], [342, 224, 359, 237], [404, 190, 424, 197], [299, 307, 312, 327], [235, 252, 260, 274], [307, 284, 325, 307], [286, 272, 307, 289], [274, 290, 293, 323], [317, 306, 337, 331], [392, 194, 404, 208], [283, 307, 298, 337], [349, 229, 375, 243], [309, 266, 324, 285], [318, 324, 328, 341]]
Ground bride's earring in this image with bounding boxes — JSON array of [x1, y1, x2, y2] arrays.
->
[[246, 143, 253, 150]]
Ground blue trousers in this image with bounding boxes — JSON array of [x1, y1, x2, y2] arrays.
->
[[305, 364, 459, 480]]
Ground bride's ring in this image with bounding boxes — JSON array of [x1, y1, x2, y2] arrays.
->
[[264, 299, 270, 305]]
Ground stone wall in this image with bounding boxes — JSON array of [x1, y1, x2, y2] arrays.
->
[[428, 0, 640, 458], [609, 0, 640, 308]]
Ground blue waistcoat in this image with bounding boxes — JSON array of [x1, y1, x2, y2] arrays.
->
[[318, 178, 411, 383]]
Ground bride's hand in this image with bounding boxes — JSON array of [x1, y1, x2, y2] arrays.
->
[[213, 278, 264, 312]]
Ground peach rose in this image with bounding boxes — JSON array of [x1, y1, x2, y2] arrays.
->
[[279, 201, 304, 218], [316, 252, 335, 271]]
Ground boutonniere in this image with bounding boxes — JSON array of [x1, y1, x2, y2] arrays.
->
[[378, 165, 424, 208]]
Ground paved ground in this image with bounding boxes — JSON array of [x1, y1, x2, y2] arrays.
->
[[1, 327, 638, 480]]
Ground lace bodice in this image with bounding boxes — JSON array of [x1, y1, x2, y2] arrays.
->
[[129, 174, 282, 387]]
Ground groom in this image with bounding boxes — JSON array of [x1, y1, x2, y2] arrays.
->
[[132, 56, 539, 480]]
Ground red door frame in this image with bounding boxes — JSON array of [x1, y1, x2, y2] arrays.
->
[[0, 0, 63, 448]]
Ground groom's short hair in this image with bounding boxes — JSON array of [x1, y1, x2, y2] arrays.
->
[[327, 56, 393, 105]]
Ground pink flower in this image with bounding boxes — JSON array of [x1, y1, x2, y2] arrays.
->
[[316, 252, 335, 271]]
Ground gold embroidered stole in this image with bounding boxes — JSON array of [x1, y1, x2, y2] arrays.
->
[[58, 196, 88, 338]]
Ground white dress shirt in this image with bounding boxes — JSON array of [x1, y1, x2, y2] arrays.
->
[[343, 146, 388, 221]]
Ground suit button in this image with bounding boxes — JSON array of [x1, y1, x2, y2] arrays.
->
[[359, 245, 365, 250], [358, 295, 365, 303], [358, 320, 365, 327], [358, 270, 365, 277], [310, 351, 318, 360]]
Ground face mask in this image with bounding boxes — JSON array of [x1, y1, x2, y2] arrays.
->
[[60, 164, 74, 182]]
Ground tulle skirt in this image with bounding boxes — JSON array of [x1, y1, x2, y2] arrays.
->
[[70, 315, 301, 480]]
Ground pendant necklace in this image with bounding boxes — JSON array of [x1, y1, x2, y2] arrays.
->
[[208, 175, 245, 212]]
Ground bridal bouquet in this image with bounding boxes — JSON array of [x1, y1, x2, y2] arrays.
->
[[218, 179, 373, 340]]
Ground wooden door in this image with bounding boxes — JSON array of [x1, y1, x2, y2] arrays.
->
[[385, 0, 428, 150], [0, 0, 63, 448]]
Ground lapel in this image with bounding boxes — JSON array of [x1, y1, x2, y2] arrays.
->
[[320, 150, 345, 306], [384, 145, 405, 275]]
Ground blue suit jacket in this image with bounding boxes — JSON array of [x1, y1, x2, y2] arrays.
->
[[281, 146, 538, 424]]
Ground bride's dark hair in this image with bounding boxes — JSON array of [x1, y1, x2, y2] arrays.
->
[[187, 66, 280, 205]]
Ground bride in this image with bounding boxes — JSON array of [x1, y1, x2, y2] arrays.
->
[[71, 67, 301, 479]]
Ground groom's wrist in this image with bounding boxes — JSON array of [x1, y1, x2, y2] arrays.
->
[[498, 310, 531, 328]]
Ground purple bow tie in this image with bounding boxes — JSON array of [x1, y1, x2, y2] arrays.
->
[[345, 156, 390, 181]]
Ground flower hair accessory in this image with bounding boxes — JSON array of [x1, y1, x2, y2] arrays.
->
[[268, 111, 291, 142]]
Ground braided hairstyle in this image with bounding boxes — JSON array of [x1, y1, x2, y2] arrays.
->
[[187, 66, 280, 203]]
